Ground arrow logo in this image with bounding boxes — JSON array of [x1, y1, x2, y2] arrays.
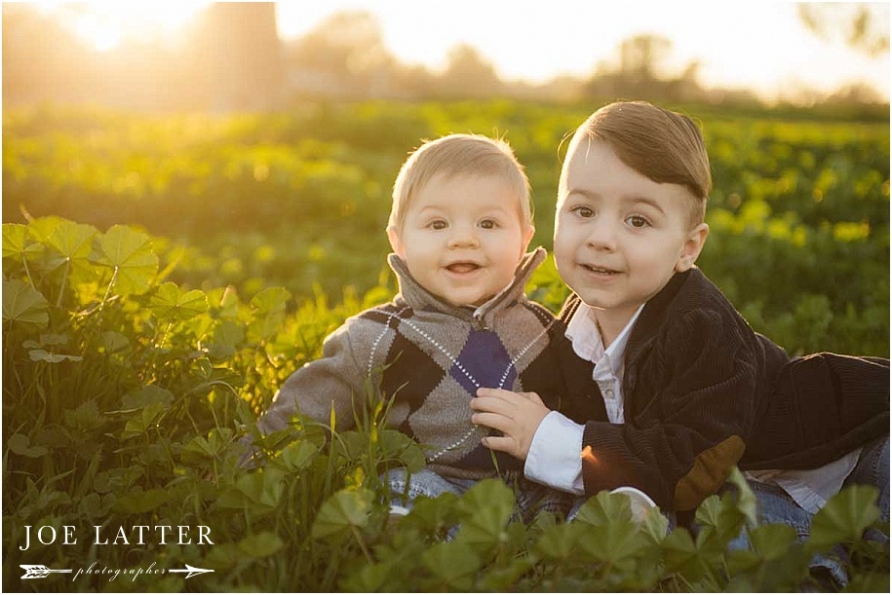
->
[[167, 564, 214, 580], [20, 565, 73, 579], [21, 563, 213, 581]]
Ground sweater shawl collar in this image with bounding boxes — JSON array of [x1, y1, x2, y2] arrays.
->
[[387, 247, 547, 323]]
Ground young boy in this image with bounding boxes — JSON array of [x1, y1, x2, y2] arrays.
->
[[470, 101, 889, 527], [245, 133, 571, 520]]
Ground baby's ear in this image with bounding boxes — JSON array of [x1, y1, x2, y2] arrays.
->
[[523, 225, 535, 252], [387, 226, 405, 258], [675, 223, 709, 272]]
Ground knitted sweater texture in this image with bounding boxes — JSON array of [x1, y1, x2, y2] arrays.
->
[[257, 248, 566, 479]]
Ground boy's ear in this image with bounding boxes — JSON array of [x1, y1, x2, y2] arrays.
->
[[387, 225, 406, 258], [675, 223, 709, 272]]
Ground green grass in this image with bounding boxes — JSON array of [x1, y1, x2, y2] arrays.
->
[[2, 101, 889, 591]]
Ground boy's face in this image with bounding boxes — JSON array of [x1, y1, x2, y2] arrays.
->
[[554, 138, 708, 333], [388, 173, 534, 307]]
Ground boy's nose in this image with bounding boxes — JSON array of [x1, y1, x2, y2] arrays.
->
[[586, 218, 617, 251]]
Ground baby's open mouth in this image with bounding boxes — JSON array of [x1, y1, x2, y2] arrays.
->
[[446, 262, 481, 274]]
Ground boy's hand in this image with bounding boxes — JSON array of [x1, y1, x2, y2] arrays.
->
[[471, 388, 550, 460]]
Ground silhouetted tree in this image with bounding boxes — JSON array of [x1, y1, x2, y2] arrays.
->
[[390, 63, 437, 98], [284, 10, 396, 97], [619, 34, 672, 81], [194, 2, 285, 111], [583, 33, 704, 103], [798, 3, 889, 57], [436, 43, 503, 98], [2, 4, 94, 105]]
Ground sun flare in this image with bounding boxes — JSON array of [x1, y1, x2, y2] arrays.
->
[[34, 1, 209, 51]]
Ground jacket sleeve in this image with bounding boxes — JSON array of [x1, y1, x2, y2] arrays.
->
[[517, 306, 572, 413], [579, 308, 761, 511], [255, 320, 371, 436]]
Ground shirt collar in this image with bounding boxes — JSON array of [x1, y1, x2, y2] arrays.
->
[[565, 303, 645, 374]]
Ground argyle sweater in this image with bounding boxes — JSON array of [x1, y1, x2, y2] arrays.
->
[[255, 247, 566, 479]]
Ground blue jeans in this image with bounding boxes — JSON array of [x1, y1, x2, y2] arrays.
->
[[732, 435, 890, 586], [383, 467, 574, 524]]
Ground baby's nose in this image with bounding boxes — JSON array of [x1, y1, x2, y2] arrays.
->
[[447, 226, 479, 247]]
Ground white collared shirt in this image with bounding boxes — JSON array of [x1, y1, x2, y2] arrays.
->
[[744, 450, 861, 513], [565, 303, 643, 424], [525, 303, 643, 493]]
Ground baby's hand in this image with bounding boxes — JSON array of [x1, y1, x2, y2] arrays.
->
[[470, 388, 550, 460]]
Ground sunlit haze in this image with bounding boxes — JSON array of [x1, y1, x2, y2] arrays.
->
[[34, 1, 891, 102], [33, 1, 208, 50], [276, 0, 890, 102]]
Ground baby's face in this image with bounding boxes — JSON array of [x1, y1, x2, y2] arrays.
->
[[389, 173, 534, 307]]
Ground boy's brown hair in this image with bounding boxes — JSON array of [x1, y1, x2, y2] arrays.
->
[[388, 133, 532, 231], [569, 101, 711, 227]]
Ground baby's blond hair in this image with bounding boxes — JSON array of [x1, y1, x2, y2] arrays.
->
[[389, 133, 532, 231]]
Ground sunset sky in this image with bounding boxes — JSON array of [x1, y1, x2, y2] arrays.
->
[[277, 1, 890, 100], [33, 1, 891, 102]]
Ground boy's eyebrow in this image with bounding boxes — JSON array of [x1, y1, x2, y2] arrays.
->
[[625, 195, 667, 216], [565, 187, 593, 197], [563, 188, 599, 203]]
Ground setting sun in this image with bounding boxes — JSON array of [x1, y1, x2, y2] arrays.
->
[[33, 1, 208, 51]]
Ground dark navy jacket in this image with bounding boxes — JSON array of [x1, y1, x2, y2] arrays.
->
[[557, 267, 889, 511]]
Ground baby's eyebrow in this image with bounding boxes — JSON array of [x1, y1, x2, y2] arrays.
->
[[479, 206, 513, 215], [416, 205, 446, 215]]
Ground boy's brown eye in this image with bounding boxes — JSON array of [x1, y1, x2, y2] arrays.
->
[[480, 219, 496, 229], [572, 206, 594, 218], [431, 220, 447, 230], [627, 215, 649, 228]]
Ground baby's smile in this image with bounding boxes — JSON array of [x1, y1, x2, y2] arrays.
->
[[445, 261, 482, 274]]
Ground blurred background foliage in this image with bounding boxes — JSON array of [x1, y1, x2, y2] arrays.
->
[[3, 100, 889, 357], [2, 4, 889, 591]]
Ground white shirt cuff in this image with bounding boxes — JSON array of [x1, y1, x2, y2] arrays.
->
[[524, 411, 585, 494]]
